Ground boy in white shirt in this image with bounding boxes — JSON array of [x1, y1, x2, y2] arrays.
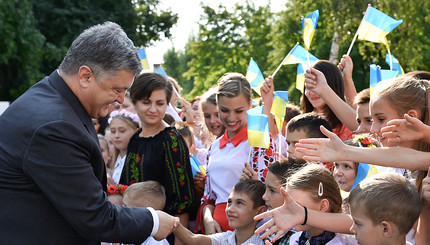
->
[[173, 179, 266, 245]]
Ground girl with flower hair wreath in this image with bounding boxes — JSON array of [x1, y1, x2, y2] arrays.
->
[[108, 109, 140, 185]]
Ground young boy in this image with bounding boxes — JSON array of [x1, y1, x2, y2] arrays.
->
[[348, 173, 421, 245], [286, 112, 331, 162], [173, 179, 267, 245], [123, 181, 168, 245]]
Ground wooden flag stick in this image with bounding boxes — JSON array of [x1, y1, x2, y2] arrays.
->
[[272, 43, 299, 78]]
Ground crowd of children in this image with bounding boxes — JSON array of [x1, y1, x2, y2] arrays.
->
[[94, 53, 430, 245]]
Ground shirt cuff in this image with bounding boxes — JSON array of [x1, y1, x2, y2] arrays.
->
[[147, 207, 159, 237]]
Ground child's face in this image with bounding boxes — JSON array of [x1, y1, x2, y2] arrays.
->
[[355, 102, 372, 134], [286, 130, 308, 160], [350, 205, 384, 245], [305, 89, 327, 113], [217, 94, 251, 138], [226, 190, 265, 230], [369, 96, 401, 147], [109, 118, 137, 154], [202, 102, 224, 137], [334, 161, 357, 192], [99, 139, 110, 168], [263, 171, 284, 210]]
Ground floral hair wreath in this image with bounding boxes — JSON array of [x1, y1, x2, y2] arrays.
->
[[107, 184, 129, 196], [352, 134, 377, 148], [108, 109, 139, 124]]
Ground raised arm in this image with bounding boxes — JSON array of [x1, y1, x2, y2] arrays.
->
[[260, 76, 279, 138], [305, 68, 358, 131], [338, 55, 357, 107], [295, 126, 430, 171]]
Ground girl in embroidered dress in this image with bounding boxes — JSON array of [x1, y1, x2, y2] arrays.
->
[[199, 73, 277, 235], [108, 109, 139, 185], [119, 72, 195, 245]]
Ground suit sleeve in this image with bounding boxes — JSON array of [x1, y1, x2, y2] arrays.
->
[[22, 120, 154, 243]]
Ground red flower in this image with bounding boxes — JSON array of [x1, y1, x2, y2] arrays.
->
[[129, 180, 136, 185], [180, 181, 185, 186], [361, 137, 374, 145], [107, 185, 116, 195], [265, 148, 273, 157], [120, 185, 129, 194], [176, 161, 181, 167], [136, 154, 141, 163], [173, 147, 178, 153], [184, 195, 189, 200], [177, 209, 182, 214], [253, 157, 258, 163], [262, 168, 269, 179], [169, 132, 174, 136]]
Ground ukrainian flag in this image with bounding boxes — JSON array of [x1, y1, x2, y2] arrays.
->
[[271, 91, 289, 132], [302, 10, 319, 50], [357, 6, 403, 46], [247, 106, 270, 149], [341, 163, 378, 199], [190, 154, 206, 177], [282, 44, 319, 66], [385, 54, 404, 75], [137, 48, 150, 70], [296, 63, 305, 93], [246, 58, 265, 96], [370, 64, 399, 96], [155, 67, 168, 77]]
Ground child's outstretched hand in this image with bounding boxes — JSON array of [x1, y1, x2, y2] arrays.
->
[[254, 187, 304, 242], [381, 114, 426, 144], [240, 162, 258, 181], [295, 126, 346, 162], [337, 55, 353, 82], [193, 171, 206, 192], [304, 67, 329, 97]]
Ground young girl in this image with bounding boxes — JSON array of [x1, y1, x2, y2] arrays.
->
[[119, 72, 195, 245], [285, 164, 356, 245], [200, 86, 225, 140], [108, 109, 139, 185], [199, 73, 276, 234], [98, 134, 112, 175], [303, 61, 355, 140], [263, 158, 303, 244]]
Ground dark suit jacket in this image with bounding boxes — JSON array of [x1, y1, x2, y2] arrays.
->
[[0, 71, 154, 244]]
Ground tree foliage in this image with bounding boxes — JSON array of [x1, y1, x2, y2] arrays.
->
[[0, 0, 178, 101]]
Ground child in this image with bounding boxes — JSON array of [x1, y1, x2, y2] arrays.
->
[[174, 179, 267, 245], [286, 113, 331, 163], [200, 73, 276, 234], [353, 89, 371, 134], [348, 173, 421, 245], [263, 158, 303, 244], [108, 109, 140, 184], [285, 164, 356, 245], [281, 103, 302, 137], [98, 134, 112, 175], [302, 60, 354, 140], [123, 181, 169, 245], [200, 86, 225, 140]]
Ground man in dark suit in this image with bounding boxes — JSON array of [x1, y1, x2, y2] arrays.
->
[[0, 21, 179, 244]]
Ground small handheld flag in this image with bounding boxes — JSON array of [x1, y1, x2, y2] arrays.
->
[[346, 5, 403, 55], [246, 58, 265, 96], [137, 48, 150, 70], [155, 67, 168, 77], [282, 44, 319, 66], [302, 10, 319, 50], [247, 106, 270, 149], [385, 54, 404, 75], [296, 63, 305, 93], [370, 64, 399, 96], [270, 91, 289, 133]]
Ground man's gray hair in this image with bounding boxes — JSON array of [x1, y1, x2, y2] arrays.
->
[[59, 21, 142, 79]]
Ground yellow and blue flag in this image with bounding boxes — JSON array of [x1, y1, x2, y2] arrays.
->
[[296, 63, 305, 93], [282, 44, 319, 66], [246, 58, 265, 96], [155, 67, 168, 77], [302, 10, 319, 50], [369, 64, 399, 95], [341, 162, 378, 199], [190, 154, 206, 177], [247, 106, 270, 149], [385, 54, 404, 75], [357, 6, 403, 46], [137, 48, 150, 70], [270, 91, 288, 132]]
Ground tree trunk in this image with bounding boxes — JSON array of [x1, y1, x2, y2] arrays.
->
[[329, 31, 340, 64]]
